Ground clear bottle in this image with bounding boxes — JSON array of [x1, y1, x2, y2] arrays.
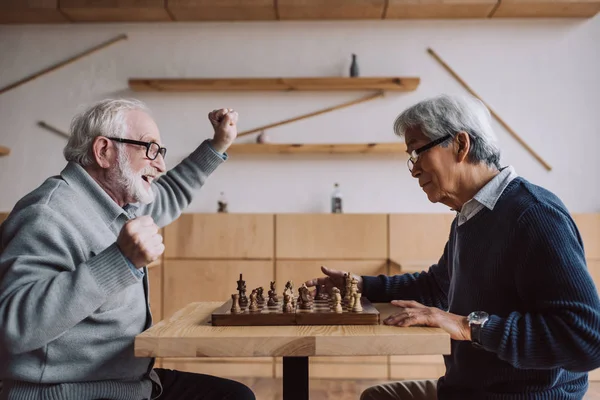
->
[[217, 192, 228, 213], [331, 183, 343, 214]]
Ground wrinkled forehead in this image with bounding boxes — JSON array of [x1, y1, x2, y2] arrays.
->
[[125, 109, 162, 144]]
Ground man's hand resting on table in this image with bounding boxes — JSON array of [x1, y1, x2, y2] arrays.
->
[[385, 300, 471, 341]]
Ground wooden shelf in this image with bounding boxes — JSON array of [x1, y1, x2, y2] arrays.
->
[[128, 77, 420, 92], [0, 146, 10, 156], [227, 143, 407, 155]]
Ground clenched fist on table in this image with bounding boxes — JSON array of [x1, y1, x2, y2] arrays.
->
[[116, 216, 164, 268]]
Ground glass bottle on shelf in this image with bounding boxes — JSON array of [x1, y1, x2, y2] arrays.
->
[[217, 192, 228, 213], [331, 183, 343, 214]]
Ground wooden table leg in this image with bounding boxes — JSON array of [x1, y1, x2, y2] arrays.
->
[[283, 356, 309, 400]]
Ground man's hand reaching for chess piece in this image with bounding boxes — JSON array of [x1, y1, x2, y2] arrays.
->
[[305, 265, 363, 295]]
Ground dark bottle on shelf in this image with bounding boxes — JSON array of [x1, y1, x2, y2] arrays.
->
[[350, 54, 359, 77], [331, 183, 343, 214]]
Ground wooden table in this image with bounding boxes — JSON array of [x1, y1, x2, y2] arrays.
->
[[135, 302, 450, 400]]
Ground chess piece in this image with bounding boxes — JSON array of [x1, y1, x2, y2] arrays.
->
[[352, 292, 363, 312], [298, 283, 314, 310], [237, 273, 248, 308], [344, 272, 353, 305], [267, 281, 279, 306], [331, 287, 343, 313], [230, 294, 241, 314], [249, 289, 259, 312], [348, 276, 359, 310], [217, 192, 228, 213], [350, 53, 359, 77], [257, 287, 265, 305], [283, 292, 293, 313], [315, 284, 328, 301]]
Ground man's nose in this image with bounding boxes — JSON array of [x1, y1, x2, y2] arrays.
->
[[152, 154, 166, 173]]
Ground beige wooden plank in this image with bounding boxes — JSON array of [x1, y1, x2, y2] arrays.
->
[[0, 0, 68, 23], [274, 358, 388, 379], [135, 302, 450, 358], [129, 77, 421, 92], [311, 355, 388, 363], [390, 363, 446, 379], [386, 0, 497, 19], [276, 259, 388, 294], [60, 0, 171, 22], [164, 214, 274, 259], [167, 0, 276, 21], [390, 355, 444, 363], [163, 260, 274, 318], [572, 214, 600, 260], [276, 214, 388, 259], [162, 359, 274, 378], [148, 263, 163, 323], [491, 0, 600, 17], [278, 0, 386, 19], [389, 213, 455, 271]]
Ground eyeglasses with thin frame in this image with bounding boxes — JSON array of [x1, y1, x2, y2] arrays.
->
[[407, 134, 452, 172], [107, 137, 167, 161]]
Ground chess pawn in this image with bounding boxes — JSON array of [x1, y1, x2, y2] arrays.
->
[[347, 291, 355, 311], [249, 289, 259, 312], [352, 292, 363, 312], [230, 294, 241, 314], [331, 287, 343, 313]]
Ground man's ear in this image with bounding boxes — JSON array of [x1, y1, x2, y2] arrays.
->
[[92, 136, 115, 169], [455, 131, 470, 163]]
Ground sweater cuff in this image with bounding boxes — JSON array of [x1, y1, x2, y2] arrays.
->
[[187, 140, 227, 173], [87, 243, 141, 296], [480, 314, 506, 353], [361, 275, 383, 301]]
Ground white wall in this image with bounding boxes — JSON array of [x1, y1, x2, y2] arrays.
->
[[0, 17, 598, 214]]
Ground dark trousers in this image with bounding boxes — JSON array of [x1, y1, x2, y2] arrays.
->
[[153, 369, 255, 400]]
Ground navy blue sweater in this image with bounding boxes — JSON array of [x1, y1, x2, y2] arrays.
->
[[363, 177, 600, 399]]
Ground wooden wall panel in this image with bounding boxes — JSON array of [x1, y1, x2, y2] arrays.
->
[[148, 262, 162, 322], [572, 213, 600, 260], [164, 214, 274, 259], [389, 214, 454, 272], [491, 0, 600, 17], [275, 357, 388, 379], [167, 0, 276, 21], [276, 214, 387, 259], [0, 0, 68, 23], [162, 358, 274, 378], [386, 0, 497, 19], [163, 260, 273, 318], [278, 0, 385, 19], [59, 0, 171, 22], [275, 259, 388, 292], [0, 212, 9, 224]]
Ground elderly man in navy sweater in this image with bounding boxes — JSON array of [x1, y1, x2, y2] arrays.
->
[[306, 94, 600, 400]]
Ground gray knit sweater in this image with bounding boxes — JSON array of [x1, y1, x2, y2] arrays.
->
[[0, 140, 224, 400]]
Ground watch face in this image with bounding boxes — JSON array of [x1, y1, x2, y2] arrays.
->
[[468, 311, 489, 324]]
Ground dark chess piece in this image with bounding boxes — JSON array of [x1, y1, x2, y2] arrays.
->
[[298, 283, 314, 310], [257, 287, 265, 305], [267, 281, 279, 306], [315, 284, 328, 301], [237, 273, 248, 308]]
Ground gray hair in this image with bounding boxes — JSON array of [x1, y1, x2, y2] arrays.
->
[[63, 99, 149, 167], [393, 94, 501, 169]]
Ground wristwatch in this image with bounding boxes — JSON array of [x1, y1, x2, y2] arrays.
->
[[467, 311, 489, 348]]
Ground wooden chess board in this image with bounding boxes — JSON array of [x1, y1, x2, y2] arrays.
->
[[211, 297, 380, 326]]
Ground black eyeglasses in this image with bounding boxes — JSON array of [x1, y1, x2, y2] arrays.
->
[[107, 137, 167, 161], [407, 134, 452, 172]]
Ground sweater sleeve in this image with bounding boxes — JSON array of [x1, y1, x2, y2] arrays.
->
[[138, 139, 225, 228], [0, 205, 141, 355], [362, 240, 451, 309], [480, 203, 600, 372]]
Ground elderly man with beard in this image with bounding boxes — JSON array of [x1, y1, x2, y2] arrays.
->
[[0, 99, 255, 400], [306, 94, 600, 400]]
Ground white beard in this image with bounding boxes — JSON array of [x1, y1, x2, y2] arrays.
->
[[116, 149, 156, 204]]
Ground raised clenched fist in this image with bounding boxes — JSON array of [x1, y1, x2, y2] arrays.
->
[[208, 108, 238, 154], [116, 216, 164, 268]]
